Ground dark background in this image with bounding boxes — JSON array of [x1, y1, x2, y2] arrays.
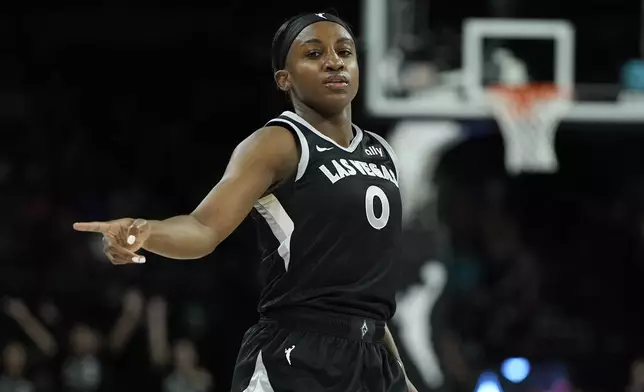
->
[[1, 2, 644, 392]]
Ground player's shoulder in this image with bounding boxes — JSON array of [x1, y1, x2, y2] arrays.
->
[[248, 116, 310, 184], [254, 124, 295, 139], [230, 125, 300, 181], [251, 123, 305, 156], [235, 125, 298, 159], [264, 111, 305, 130]]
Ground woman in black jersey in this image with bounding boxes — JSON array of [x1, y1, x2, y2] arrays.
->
[[75, 12, 416, 392]]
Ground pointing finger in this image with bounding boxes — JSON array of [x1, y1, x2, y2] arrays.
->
[[73, 221, 111, 233]]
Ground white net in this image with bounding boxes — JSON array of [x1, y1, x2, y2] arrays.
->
[[487, 85, 572, 174]]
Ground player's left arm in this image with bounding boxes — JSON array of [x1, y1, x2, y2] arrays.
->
[[385, 324, 418, 392]]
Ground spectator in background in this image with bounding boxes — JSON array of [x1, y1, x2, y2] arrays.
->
[[62, 289, 144, 392], [146, 297, 213, 392], [0, 342, 33, 392], [2, 298, 57, 392], [61, 324, 101, 392], [164, 340, 213, 392], [3, 289, 144, 392]]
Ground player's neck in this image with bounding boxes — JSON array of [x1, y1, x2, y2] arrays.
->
[[293, 104, 354, 147]]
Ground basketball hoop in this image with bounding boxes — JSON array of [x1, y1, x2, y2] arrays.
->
[[487, 83, 572, 174]]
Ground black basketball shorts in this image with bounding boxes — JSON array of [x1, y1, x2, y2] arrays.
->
[[230, 309, 407, 392]]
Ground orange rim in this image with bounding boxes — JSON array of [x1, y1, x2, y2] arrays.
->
[[487, 83, 568, 116]]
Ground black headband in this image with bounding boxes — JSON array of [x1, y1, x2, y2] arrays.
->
[[272, 13, 354, 73]]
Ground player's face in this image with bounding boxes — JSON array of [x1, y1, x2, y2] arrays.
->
[[282, 22, 358, 115]]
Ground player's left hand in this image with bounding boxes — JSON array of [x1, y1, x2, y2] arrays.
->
[[406, 379, 418, 392]]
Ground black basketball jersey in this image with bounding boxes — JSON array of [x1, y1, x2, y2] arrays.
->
[[250, 111, 402, 321]]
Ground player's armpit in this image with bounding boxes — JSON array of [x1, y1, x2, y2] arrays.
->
[[190, 125, 299, 247]]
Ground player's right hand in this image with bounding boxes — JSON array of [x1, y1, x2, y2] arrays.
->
[[73, 218, 151, 264]]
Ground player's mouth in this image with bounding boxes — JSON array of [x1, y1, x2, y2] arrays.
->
[[323, 74, 349, 90]]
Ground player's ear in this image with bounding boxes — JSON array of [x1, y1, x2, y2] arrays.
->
[[274, 70, 291, 92]]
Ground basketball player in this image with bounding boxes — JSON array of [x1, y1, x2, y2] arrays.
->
[[74, 13, 416, 392]]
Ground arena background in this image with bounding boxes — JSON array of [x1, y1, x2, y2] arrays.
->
[[2, 1, 644, 392]]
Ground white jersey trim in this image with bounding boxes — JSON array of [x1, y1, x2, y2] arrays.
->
[[267, 118, 309, 182], [365, 130, 401, 179], [253, 194, 294, 271], [241, 351, 275, 392], [281, 111, 364, 153]]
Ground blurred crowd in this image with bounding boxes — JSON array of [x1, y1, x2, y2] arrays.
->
[[0, 10, 278, 392], [0, 64, 261, 391], [1, 292, 212, 392]]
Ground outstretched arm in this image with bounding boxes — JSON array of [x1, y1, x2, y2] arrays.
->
[[4, 298, 57, 357], [74, 126, 299, 262], [108, 289, 144, 354], [146, 297, 170, 367]]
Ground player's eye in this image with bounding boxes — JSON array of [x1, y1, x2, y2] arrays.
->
[[306, 51, 322, 58]]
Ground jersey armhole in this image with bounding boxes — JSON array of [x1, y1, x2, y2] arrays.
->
[[265, 118, 309, 182], [364, 130, 400, 179]]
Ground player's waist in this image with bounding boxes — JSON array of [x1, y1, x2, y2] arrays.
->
[[260, 308, 386, 343]]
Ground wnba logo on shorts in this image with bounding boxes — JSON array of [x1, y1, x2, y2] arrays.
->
[[361, 320, 368, 339]]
